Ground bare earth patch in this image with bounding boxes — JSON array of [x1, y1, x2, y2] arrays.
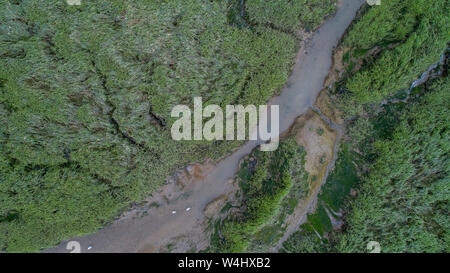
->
[[291, 109, 337, 192], [274, 109, 338, 249]]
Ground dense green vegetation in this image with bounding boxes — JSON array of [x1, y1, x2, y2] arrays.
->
[[0, 0, 336, 252], [338, 0, 449, 115], [281, 0, 449, 253], [333, 78, 449, 253], [210, 139, 306, 253], [246, 0, 336, 32], [335, 1, 449, 252]]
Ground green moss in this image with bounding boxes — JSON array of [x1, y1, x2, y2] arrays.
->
[[320, 145, 360, 211]]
